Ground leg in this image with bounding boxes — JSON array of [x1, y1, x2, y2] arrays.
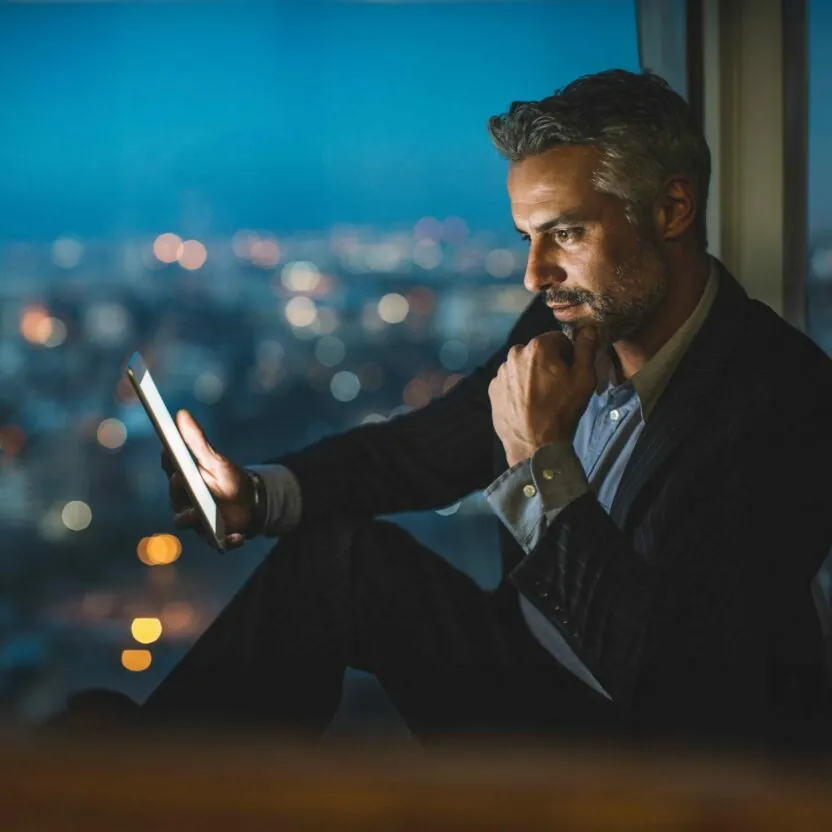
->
[[142, 518, 612, 740]]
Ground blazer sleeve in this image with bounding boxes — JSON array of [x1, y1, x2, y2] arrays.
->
[[266, 295, 552, 525], [509, 404, 832, 731]]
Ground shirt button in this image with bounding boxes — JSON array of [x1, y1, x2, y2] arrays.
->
[[523, 484, 537, 498], [541, 469, 557, 480], [609, 409, 621, 422]]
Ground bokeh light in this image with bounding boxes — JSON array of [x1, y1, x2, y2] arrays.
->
[[314, 335, 346, 367], [377, 293, 409, 324], [178, 239, 208, 270], [19, 305, 50, 344], [0, 425, 26, 456], [121, 649, 152, 672], [131, 617, 163, 645], [250, 237, 281, 267], [51, 236, 84, 269], [61, 501, 92, 532], [485, 248, 516, 278], [403, 377, 432, 409], [412, 240, 442, 270], [97, 418, 127, 450], [281, 261, 321, 292], [153, 232, 184, 264], [160, 601, 195, 634], [443, 373, 465, 395], [330, 371, 361, 402], [84, 302, 130, 347], [137, 534, 182, 566], [193, 371, 225, 404], [414, 216, 442, 241], [285, 296, 318, 327]]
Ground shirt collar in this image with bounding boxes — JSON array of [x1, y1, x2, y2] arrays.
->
[[593, 256, 720, 421]]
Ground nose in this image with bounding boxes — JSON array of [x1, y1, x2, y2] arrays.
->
[[523, 240, 566, 294]]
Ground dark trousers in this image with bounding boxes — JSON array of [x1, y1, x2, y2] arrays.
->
[[141, 519, 617, 741]]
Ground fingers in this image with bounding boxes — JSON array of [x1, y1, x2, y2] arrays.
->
[[175, 409, 219, 472], [169, 471, 193, 514]]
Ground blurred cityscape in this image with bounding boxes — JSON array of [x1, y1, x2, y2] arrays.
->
[[0, 221, 541, 722], [1, 0, 829, 732]]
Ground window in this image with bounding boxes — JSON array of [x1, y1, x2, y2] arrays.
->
[[0, 1, 639, 721]]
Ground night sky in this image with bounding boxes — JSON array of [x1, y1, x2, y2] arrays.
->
[[0, 1, 827, 242]]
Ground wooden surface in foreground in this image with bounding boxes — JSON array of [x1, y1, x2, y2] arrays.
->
[[2, 731, 832, 830]]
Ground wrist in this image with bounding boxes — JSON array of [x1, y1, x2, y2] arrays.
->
[[244, 470, 267, 537]]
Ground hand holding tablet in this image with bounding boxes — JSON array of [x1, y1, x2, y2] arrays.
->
[[126, 352, 254, 552]]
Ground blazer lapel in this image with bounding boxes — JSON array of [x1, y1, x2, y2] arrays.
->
[[609, 263, 749, 530]]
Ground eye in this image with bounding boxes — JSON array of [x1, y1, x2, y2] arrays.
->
[[554, 228, 583, 244]]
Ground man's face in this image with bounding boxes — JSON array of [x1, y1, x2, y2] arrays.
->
[[508, 145, 667, 342]]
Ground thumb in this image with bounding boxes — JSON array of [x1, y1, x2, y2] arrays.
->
[[176, 409, 219, 470], [572, 324, 600, 376]]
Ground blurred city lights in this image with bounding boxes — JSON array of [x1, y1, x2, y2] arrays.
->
[[61, 500, 92, 532], [137, 534, 182, 566], [407, 286, 437, 316], [160, 601, 195, 634], [193, 371, 225, 404], [19, 305, 51, 344], [314, 306, 339, 335], [131, 617, 163, 645], [42, 318, 67, 347], [0, 425, 26, 457], [232, 229, 258, 259], [377, 293, 409, 324], [330, 370, 361, 402], [250, 237, 281, 267], [365, 242, 404, 272], [361, 302, 386, 333], [442, 216, 469, 246], [281, 261, 321, 292], [97, 418, 127, 450], [443, 373, 465, 394], [314, 335, 346, 367], [414, 216, 442, 242], [178, 239, 208, 270], [121, 649, 152, 672], [412, 239, 442, 270], [51, 236, 84, 269], [285, 296, 318, 327], [485, 248, 516, 278], [360, 413, 387, 425], [153, 232, 184, 264], [439, 339, 469, 371], [403, 377, 432, 409], [84, 302, 130, 347]]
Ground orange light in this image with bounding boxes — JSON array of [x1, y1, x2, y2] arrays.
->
[[0, 425, 26, 456], [121, 649, 152, 672], [161, 601, 195, 633], [442, 374, 464, 395], [178, 240, 207, 270], [19, 304, 51, 344], [403, 378, 432, 409], [250, 238, 281, 267], [137, 533, 182, 566], [131, 617, 163, 645], [153, 233, 184, 264]]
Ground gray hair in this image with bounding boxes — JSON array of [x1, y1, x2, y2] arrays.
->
[[487, 69, 711, 246]]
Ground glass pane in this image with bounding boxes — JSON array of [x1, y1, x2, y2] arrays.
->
[[0, 0, 638, 724], [808, 0, 832, 347]]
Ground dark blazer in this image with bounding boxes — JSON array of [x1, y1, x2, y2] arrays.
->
[[275, 261, 832, 741]]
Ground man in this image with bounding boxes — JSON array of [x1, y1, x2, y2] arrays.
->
[[65, 69, 832, 747]]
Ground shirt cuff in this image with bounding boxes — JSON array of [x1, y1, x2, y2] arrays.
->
[[243, 463, 303, 536], [484, 442, 589, 553]]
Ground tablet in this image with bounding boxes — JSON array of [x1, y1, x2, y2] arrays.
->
[[125, 351, 227, 552]]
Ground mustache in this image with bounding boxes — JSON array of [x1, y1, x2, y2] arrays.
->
[[545, 288, 594, 306]]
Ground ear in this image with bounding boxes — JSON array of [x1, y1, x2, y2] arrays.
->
[[655, 175, 698, 241]]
